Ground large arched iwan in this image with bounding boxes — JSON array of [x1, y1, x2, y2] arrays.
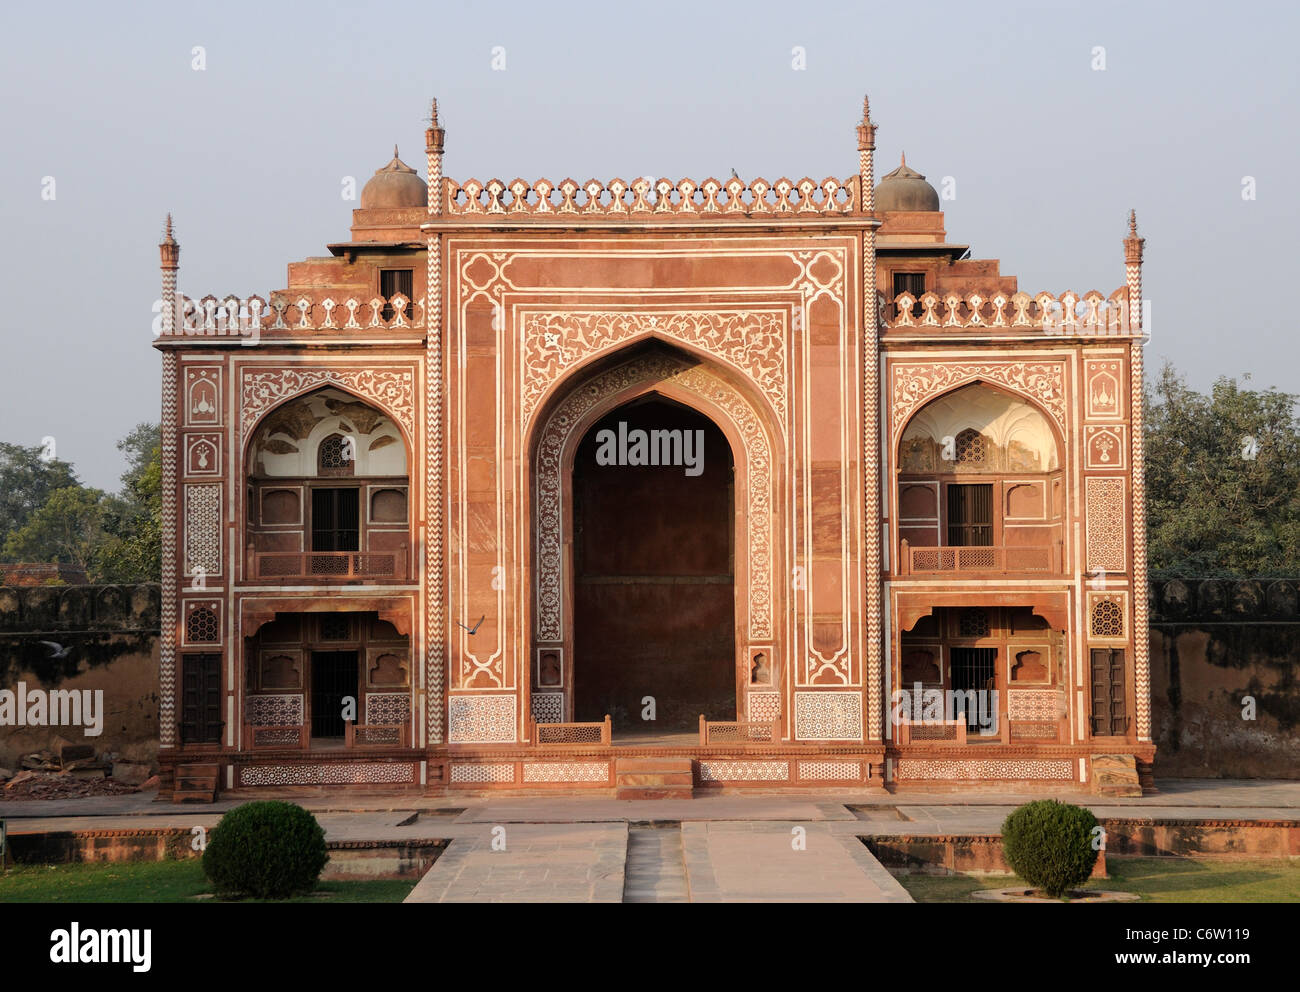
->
[[571, 396, 736, 732]]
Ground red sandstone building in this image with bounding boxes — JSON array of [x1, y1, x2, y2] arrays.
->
[[153, 98, 1153, 799]]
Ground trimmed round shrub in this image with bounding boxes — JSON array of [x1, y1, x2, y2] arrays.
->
[[202, 800, 328, 899], [1001, 799, 1099, 898]]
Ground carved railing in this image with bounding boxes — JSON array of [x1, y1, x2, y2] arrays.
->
[[880, 287, 1134, 334], [895, 719, 967, 746], [530, 714, 611, 745], [1008, 720, 1064, 743], [345, 723, 410, 748], [445, 176, 858, 217], [699, 717, 779, 745], [244, 724, 309, 750], [251, 551, 400, 580], [901, 542, 1059, 575], [158, 291, 423, 338]]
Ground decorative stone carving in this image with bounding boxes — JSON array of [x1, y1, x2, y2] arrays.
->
[[241, 367, 414, 449], [891, 362, 1066, 441], [522, 311, 787, 429], [1086, 477, 1126, 571], [793, 691, 863, 741], [447, 694, 517, 743]]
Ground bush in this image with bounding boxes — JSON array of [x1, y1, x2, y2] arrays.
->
[[1001, 800, 1100, 898], [202, 801, 328, 899]]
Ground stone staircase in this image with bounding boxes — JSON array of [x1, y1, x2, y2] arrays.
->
[[172, 762, 220, 803], [615, 757, 694, 800]]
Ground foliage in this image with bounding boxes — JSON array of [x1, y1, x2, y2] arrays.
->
[[0, 424, 160, 583], [1145, 364, 1300, 576], [1, 486, 111, 573], [0, 442, 78, 540], [1000, 800, 1099, 898], [202, 801, 329, 899]]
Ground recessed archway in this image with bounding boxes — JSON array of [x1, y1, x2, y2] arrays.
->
[[571, 396, 736, 731]]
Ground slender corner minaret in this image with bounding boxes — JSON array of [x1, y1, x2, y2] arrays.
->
[[1124, 210, 1152, 745], [1124, 208, 1145, 332], [158, 214, 181, 750], [426, 98, 445, 217], [424, 99, 447, 746], [159, 213, 180, 335], [857, 95, 877, 215], [859, 95, 885, 746]]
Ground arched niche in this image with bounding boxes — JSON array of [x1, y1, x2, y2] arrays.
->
[[246, 387, 407, 479], [898, 382, 1060, 473]]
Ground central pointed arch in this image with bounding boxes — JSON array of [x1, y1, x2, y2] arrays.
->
[[526, 342, 785, 731]]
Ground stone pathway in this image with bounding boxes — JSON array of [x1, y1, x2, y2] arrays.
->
[[404, 823, 627, 903], [622, 824, 689, 902], [681, 821, 911, 902]]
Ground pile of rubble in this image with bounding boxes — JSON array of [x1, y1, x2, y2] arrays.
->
[[0, 739, 156, 800]]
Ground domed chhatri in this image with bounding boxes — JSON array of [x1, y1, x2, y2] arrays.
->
[[360, 145, 428, 209], [874, 152, 940, 212]]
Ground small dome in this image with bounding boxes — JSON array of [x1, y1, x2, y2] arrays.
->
[[874, 153, 940, 212], [360, 146, 427, 209]]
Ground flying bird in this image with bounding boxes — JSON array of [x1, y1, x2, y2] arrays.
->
[[456, 615, 486, 635], [730, 168, 739, 179], [38, 640, 71, 659]]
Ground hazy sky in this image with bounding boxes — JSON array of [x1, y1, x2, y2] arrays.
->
[[1, 0, 1294, 490]]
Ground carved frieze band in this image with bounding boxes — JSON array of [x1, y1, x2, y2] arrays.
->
[[890, 361, 1066, 440], [239, 367, 415, 449], [521, 310, 787, 430]]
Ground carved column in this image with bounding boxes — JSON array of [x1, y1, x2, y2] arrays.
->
[[158, 217, 180, 748], [1124, 210, 1151, 742], [425, 100, 447, 745], [858, 97, 884, 741]]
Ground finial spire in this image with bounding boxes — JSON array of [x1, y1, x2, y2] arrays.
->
[[430, 98, 439, 125], [426, 96, 445, 154], [901, 151, 906, 168], [162, 213, 175, 244], [394, 144, 400, 160], [856, 93, 877, 153], [1128, 208, 1138, 237]]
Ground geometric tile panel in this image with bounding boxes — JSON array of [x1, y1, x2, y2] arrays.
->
[[896, 759, 1074, 781], [450, 762, 516, 784], [184, 483, 222, 577], [698, 760, 790, 782], [240, 762, 418, 786], [1007, 689, 1064, 722], [522, 762, 609, 783], [530, 692, 564, 724], [245, 693, 303, 727], [366, 692, 411, 726], [793, 691, 863, 741], [1086, 477, 1126, 571], [448, 694, 517, 743], [747, 691, 781, 722], [797, 761, 862, 781]]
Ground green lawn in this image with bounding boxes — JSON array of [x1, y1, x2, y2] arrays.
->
[[897, 858, 1300, 903], [0, 859, 418, 903]]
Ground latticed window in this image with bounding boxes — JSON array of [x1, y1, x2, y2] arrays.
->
[[186, 607, 219, 643], [1090, 599, 1124, 638], [958, 608, 990, 638], [954, 427, 988, 466], [318, 434, 355, 476], [319, 614, 351, 641]]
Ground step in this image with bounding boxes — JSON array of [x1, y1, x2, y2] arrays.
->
[[172, 789, 217, 804], [617, 787, 693, 801], [177, 762, 220, 777], [615, 757, 694, 799], [615, 758, 693, 773], [616, 772, 694, 788]]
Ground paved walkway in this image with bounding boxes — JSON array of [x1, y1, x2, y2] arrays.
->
[[405, 823, 627, 903], [4, 780, 1295, 903]]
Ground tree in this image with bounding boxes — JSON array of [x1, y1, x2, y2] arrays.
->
[[1, 486, 111, 573], [0, 442, 79, 542], [96, 424, 161, 583], [1145, 363, 1300, 576]]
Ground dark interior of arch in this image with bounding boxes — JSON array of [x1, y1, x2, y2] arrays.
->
[[572, 396, 736, 732]]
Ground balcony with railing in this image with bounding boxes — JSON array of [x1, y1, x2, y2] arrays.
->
[[246, 549, 406, 582], [898, 540, 1062, 576]]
